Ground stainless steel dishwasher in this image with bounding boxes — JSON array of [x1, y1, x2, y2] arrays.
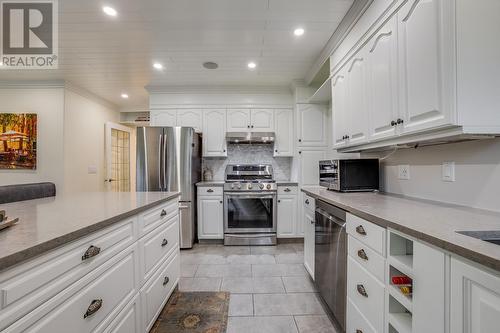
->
[[314, 199, 347, 332]]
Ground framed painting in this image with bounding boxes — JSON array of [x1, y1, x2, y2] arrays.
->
[[0, 113, 37, 170]]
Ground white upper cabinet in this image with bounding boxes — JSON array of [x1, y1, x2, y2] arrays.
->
[[226, 109, 250, 132], [203, 109, 227, 157], [397, 0, 452, 134], [274, 109, 294, 157], [346, 52, 369, 145], [150, 110, 176, 127], [367, 16, 399, 141], [297, 104, 328, 147], [177, 109, 202, 132], [251, 109, 274, 131], [298, 149, 327, 186], [332, 70, 348, 148]]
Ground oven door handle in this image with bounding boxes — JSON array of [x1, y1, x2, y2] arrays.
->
[[224, 193, 276, 200]]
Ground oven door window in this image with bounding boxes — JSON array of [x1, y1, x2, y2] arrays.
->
[[226, 195, 275, 231]]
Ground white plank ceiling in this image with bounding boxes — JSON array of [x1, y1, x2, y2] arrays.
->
[[0, 0, 353, 110]]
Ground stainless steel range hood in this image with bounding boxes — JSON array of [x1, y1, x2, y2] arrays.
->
[[226, 132, 275, 144]]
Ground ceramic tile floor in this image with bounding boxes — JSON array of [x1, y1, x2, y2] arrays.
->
[[179, 243, 338, 333]]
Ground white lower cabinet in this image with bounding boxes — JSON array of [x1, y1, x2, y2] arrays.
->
[[0, 198, 180, 333], [450, 257, 500, 333], [277, 194, 297, 238], [303, 202, 315, 280], [197, 188, 224, 240]]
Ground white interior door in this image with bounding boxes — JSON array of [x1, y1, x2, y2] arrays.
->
[[105, 122, 133, 191]]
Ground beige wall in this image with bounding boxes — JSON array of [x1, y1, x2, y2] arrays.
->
[[365, 138, 500, 212], [0, 87, 65, 188], [63, 88, 121, 193]]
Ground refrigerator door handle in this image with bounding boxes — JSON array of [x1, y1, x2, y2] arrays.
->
[[158, 134, 163, 190]]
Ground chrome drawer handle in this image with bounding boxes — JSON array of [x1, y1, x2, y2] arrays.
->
[[160, 209, 167, 217], [84, 299, 103, 319], [82, 245, 101, 261], [305, 199, 310, 205], [356, 225, 367, 236], [357, 284, 368, 298], [357, 249, 368, 261], [161, 238, 168, 247], [284, 188, 291, 192], [163, 276, 170, 286], [207, 189, 214, 193]]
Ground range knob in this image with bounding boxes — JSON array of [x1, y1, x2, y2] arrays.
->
[[247, 183, 253, 189], [259, 183, 265, 190], [266, 184, 272, 190], [237, 183, 242, 189]]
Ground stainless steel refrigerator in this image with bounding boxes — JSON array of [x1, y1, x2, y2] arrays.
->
[[136, 127, 201, 249]]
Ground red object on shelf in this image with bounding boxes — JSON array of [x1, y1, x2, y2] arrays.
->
[[392, 276, 412, 285]]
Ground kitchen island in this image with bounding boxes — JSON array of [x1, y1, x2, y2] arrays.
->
[[0, 191, 180, 333]]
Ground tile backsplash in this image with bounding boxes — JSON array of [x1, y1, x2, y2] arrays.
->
[[202, 144, 292, 181]]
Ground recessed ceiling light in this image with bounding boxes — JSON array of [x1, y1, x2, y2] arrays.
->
[[294, 28, 305, 36], [121, 93, 129, 99], [247, 62, 257, 69], [203, 62, 219, 70], [102, 6, 117, 17], [153, 62, 163, 70]]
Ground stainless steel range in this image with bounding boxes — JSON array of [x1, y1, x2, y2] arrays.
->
[[223, 164, 277, 245]]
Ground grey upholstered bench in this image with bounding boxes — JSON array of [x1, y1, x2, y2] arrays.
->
[[0, 182, 56, 204]]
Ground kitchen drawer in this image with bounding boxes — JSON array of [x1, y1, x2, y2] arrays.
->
[[141, 251, 180, 332], [5, 246, 138, 333], [348, 235, 385, 283], [347, 256, 385, 333], [139, 200, 178, 236], [0, 219, 135, 330], [103, 295, 140, 333], [278, 186, 298, 195], [347, 298, 376, 333], [140, 215, 179, 284], [302, 193, 315, 212], [347, 213, 386, 256], [197, 186, 223, 196]]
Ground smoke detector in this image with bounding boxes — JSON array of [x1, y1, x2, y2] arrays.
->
[[203, 62, 219, 69]]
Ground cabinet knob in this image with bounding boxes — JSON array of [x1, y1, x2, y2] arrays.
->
[[160, 209, 167, 217], [305, 199, 310, 205], [357, 284, 368, 298], [284, 188, 291, 192], [275, 149, 278, 153], [220, 200, 223, 204], [278, 200, 281, 203], [84, 299, 103, 319], [223, 149, 226, 152], [298, 139, 302, 142], [397, 118, 404, 124], [163, 276, 170, 286], [356, 330, 363, 333], [391, 120, 397, 126], [207, 189, 214, 193], [356, 225, 367, 236], [346, 135, 350, 139], [251, 125, 254, 128], [299, 151, 302, 154], [247, 125, 250, 128], [161, 238, 168, 247]]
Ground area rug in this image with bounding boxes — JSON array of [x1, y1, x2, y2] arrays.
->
[[150, 291, 230, 333]]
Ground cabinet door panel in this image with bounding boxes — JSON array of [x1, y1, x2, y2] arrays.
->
[[332, 71, 348, 148], [251, 109, 274, 131], [203, 109, 227, 157], [227, 109, 250, 132], [298, 104, 327, 147], [304, 209, 315, 279], [398, 0, 451, 133], [197, 197, 223, 239], [150, 110, 176, 127], [299, 149, 326, 186], [451, 258, 500, 333], [277, 195, 297, 237], [346, 54, 369, 145], [368, 17, 399, 141], [177, 109, 202, 132], [274, 109, 294, 156]]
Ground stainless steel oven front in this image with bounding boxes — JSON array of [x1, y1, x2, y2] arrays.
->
[[223, 191, 277, 245]]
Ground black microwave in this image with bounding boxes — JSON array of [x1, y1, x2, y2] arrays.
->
[[319, 159, 379, 192]]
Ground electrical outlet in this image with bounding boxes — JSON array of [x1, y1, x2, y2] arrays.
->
[[398, 165, 410, 180], [442, 161, 455, 182]]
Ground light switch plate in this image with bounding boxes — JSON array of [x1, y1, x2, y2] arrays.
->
[[398, 165, 410, 180], [88, 165, 98, 174], [442, 161, 455, 182]]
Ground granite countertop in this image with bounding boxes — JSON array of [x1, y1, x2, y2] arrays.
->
[[302, 186, 500, 272], [0, 191, 179, 272], [196, 181, 299, 186]]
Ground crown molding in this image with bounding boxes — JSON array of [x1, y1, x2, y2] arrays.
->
[[145, 84, 291, 95], [305, 0, 373, 85], [63, 81, 118, 111], [0, 80, 65, 89]]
